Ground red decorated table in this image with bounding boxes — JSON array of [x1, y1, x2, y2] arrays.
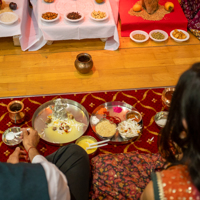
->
[[119, 0, 188, 37], [0, 88, 166, 162]]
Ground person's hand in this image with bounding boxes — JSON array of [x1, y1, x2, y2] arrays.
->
[[7, 147, 27, 164], [21, 128, 40, 151]]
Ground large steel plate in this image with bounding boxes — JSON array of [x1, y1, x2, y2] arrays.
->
[[90, 101, 143, 145], [32, 99, 89, 145]]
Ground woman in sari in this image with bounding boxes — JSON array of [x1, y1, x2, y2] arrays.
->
[[91, 63, 200, 199], [141, 62, 200, 199]]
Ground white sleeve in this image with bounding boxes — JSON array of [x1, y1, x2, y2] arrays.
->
[[32, 155, 70, 200]]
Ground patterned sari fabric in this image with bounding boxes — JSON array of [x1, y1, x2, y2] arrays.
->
[[180, 0, 200, 39], [90, 152, 164, 200], [153, 165, 200, 199]]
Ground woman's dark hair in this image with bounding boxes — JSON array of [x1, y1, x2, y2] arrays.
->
[[159, 62, 200, 191]]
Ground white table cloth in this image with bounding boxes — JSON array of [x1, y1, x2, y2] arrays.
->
[[0, 0, 27, 37], [30, 0, 119, 51]]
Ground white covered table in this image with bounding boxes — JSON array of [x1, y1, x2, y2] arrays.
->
[[30, 0, 119, 51]]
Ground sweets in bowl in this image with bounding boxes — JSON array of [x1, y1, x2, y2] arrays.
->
[[76, 136, 98, 155], [42, 12, 58, 20], [117, 119, 141, 139], [95, 119, 116, 138], [170, 29, 189, 42]]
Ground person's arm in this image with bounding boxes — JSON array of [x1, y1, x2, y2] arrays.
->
[[140, 181, 155, 200], [21, 128, 40, 161], [22, 128, 70, 200]]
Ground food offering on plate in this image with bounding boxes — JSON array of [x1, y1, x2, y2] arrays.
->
[[33, 99, 89, 144], [65, 11, 84, 22], [0, 12, 18, 25], [130, 30, 149, 43], [95, 119, 117, 138], [90, 10, 108, 21], [170, 29, 189, 42], [117, 119, 142, 139], [44, 0, 54, 3], [44, 111, 85, 143], [42, 12, 58, 20], [41, 12, 59, 22], [149, 30, 168, 42], [67, 12, 81, 20], [90, 101, 143, 144]]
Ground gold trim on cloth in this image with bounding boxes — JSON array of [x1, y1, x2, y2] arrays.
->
[[156, 172, 165, 200]]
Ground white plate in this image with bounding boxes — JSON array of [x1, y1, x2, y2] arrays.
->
[[170, 29, 190, 42], [41, 12, 60, 23], [149, 30, 168, 42], [0, 12, 18, 25], [64, 12, 84, 23], [130, 30, 149, 43], [89, 11, 109, 22]]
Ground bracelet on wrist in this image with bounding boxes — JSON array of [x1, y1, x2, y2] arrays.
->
[[27, 146, 36, 155]]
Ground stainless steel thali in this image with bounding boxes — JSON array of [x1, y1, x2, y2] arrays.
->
[[90, 101, 143, 145], [32, 99, 89, 145]]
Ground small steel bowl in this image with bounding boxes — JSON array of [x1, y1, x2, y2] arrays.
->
[[75, 136, 98, 158], [154, 111, 168, 128], [2, 127, 22, 146], [162, 87, 175, 110], [126, 110, 142, 124]]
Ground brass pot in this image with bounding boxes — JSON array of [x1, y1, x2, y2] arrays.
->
[[75, 53, 93, 74], [7, 100, 25, 124]]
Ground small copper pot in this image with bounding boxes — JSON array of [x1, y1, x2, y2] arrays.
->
[[75, 53, 93, 74], [161, 87, 175, 110], [7, 100, 25, 124]]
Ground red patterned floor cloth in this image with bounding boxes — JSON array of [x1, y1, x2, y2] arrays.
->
[[0, 88, 165, 162], [119, 0, 188, 37]]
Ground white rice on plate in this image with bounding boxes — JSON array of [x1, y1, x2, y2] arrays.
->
[[117, 119, 141, 139]]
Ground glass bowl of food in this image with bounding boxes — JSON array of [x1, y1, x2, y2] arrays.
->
[[75, 136, 98, 157]]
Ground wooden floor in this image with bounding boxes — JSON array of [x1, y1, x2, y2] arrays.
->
[[0, 24, 200, 98]]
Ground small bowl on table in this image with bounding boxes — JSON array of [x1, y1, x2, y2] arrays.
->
[[0, 12, 19, 25], [41, 11, 60, 23], [64, 11, 84, 23], [149, 30, 168, 42], [89, 10, 109, 22], [170, 29, 190, 42], [130, 30, 149, 43], [75, 136, 98, 158]]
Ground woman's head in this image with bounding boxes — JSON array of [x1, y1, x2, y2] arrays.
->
[[159, 62, 200, 190]]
